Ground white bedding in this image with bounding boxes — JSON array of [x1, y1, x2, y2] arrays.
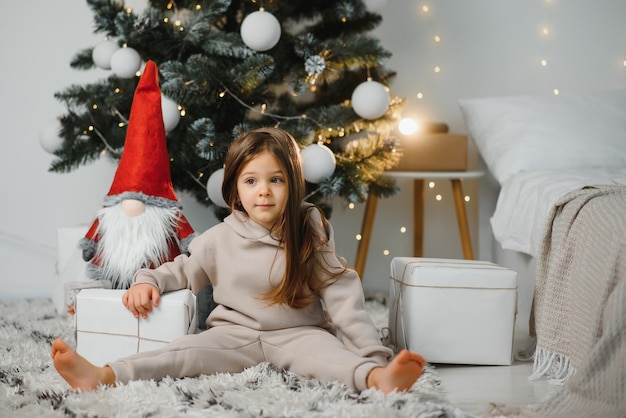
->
[[491, 168, 626, 257]]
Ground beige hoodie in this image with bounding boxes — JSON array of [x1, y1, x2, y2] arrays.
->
[[132, 204, 392, 365]]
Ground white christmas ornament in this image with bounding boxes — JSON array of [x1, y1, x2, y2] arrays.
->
[[39, 120, 64, 154], [206, 168, 229, 208], [301, 143, 336, 183], [92, 40, 120, 70], [351, 80, 390, 120], [110, 47, 142, 78], [240, 10, 281, 51], [363, 0, 389, 12], [161, 95, 180, 133]]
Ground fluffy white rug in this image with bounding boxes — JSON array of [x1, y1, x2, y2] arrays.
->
[[0, 297, 474, 418]]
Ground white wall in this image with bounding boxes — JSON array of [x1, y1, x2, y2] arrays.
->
[[1, 1, 624, 299]]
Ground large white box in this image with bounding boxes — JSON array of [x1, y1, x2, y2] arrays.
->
[[75, 289, 197, 366], [389, 257, 517, 365]]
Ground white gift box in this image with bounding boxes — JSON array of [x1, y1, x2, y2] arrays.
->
[[75, 289, 197, 366], [52, 226, 92, 315], [389, 257, 517, 365]]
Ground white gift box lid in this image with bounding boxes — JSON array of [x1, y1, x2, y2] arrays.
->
[[391, 257, 517, 289], [75, 288, 196, 341]]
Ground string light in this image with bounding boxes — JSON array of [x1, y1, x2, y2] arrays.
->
[[400, 227, 407, 233], [356, 234, 362, 241]]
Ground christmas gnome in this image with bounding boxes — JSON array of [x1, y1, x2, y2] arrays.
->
[[80, 60, 196, 289]]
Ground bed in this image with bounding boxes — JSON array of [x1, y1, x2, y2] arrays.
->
[[459, 89, 626, 417]]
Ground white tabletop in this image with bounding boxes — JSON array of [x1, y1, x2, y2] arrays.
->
[[387, 170, 484, 179]]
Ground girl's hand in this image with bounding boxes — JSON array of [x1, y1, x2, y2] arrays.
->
[[122, 283, 161, 319]]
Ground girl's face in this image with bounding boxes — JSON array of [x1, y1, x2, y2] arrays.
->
[[236, 151, 288, 230]]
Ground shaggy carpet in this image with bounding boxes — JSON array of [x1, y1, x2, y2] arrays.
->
[[0, 296, 474, 418]]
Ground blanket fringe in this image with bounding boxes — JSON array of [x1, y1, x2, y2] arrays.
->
[[528, 346, 576, 385]]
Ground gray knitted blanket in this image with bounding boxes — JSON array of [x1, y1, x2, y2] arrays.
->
[[530, 185, 626, 418]]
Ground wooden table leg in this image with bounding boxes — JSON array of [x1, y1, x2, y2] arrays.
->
[[413, 179, 425, 257], [354, 192, 379, 279], [450, 179, 474, 259]]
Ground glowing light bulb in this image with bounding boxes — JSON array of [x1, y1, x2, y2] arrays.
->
[[434, 66, 441, 73], [400, 227, 407, 233], [541, 59, 547, 66], [436, 194, 442, 201], [553, 88, 560, 95], [422, 5, 429, 12], [398, 118, 419, 135], [428, 181, 435, 188], [383, 250, 390, 256], [348, 202, 355, 209], [356, 234, 362, 241], [465, 196, 471, 202], [416, 92, 423, 99], [434, 35, 441, 42]]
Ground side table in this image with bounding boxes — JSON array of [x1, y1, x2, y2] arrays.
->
[[354, 170, 484, 279]]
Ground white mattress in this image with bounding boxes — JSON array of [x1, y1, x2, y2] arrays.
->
[[491, 168, 626, 257]]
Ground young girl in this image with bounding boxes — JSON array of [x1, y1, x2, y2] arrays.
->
[[51, 127, 425, 394]]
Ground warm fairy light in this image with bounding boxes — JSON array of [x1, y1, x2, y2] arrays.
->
[[118, 122, 125, 128], [164, 17, 169, 23], [356, 234, 362, 241], [398, 118, 419, 135], [180, 109, 186, 117], [422, 5, 429, 13], [400, 227, 407, 233], [114, 88, 121, 94], [542, 27, 549, 36], [92, 104, 98, 110], [348, 202, 355, 209], [88, 125, 94, 131], [434, 35, 440, 42], [541, 59, 547, 66], [434, 66, 441, 73], [383, 250, 390, 256], [428, 181, 435, 188], [553, 88, 560, 95], [219, 91, 226, 98], [416, 92, 423, 99], [341, 17, 347, 23], [436, 194, 442, 201], [195, 4, 201, 10], [465, 196, 471, 202]]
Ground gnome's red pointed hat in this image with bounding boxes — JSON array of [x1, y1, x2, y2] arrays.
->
[[104, 60, 178, 207], [83, 60, 195, 252]]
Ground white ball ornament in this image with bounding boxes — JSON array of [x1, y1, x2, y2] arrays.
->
[[240, 10, 281, 51], [161, 95, 180, 133], [301, 143, 336, 183], [39, 120, 64, 154], [92, 40, 120, 70], [351, 80, 390, 120], [110, 47, 142, 78], [206, 168, 229, 208]]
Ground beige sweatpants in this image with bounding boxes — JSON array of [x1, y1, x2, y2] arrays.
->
[[107, 324, 383, 391]]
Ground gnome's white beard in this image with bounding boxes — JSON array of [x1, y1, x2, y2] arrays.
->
[[96, 203, 180, 289]]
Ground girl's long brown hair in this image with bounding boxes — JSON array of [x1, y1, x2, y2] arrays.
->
[[222, 127, 344, 308]]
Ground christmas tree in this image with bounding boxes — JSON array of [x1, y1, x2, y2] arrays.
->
[[46, 0, 403, 218]]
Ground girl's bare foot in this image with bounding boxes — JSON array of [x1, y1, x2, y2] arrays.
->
[[367, 349, 426, 394], [50, 338, 116, 390]]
